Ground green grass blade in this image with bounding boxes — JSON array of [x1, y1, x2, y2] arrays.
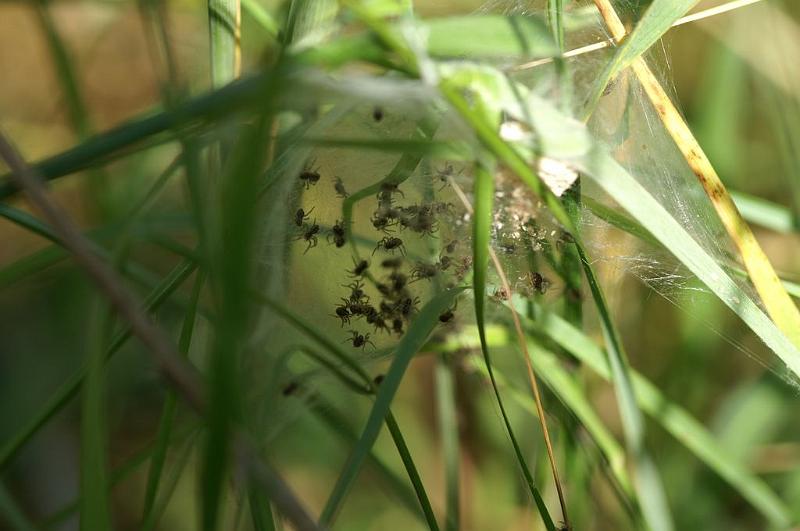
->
[[248, 484, 277, 531], [202, 111, 274, 531], [546, 0, 565, 51], [422, 15, 557, 59], [80, 299, 112, 531], [435, 357, 459, 531], [209, 0, 240, 88], [310, 399, 423, 520], [585, 0, 701, 112], [731, 191, 797, 233], [0, 258, 196, 471], [241, 0, 279, 38], [142, 272, 204, 529], [42, 425, 199, 528], [384, 412, 440, 531], [472, 163, 555, 531], [523, 303, 792, 528], [319, 287, 463, 526], [0, 481, 38, 531], [574, 243, 674, 531], [258, 306, 439, 528], [577, 142, 800, 377]]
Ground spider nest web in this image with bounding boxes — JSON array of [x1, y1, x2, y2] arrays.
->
[[244, 0, 797, 439]]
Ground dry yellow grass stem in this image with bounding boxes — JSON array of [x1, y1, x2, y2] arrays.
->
[[591, 0, 800, 349]]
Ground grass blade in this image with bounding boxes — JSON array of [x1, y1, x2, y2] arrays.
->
[[248, 485, 276, 531], [384, 412, 440, 531], [310, 399, 423, 520], [435, 357, 460, 531], [319, 287, 463, 526], [241, 0, 279, 39], [142, 272, 205, 529], [589, 0, 800, 349], [0, 258, 196, 471], [209, 0, 240, 88], [0, 481, 37, 531], [586, 0, 700, 109], [523, 303, 792, 528], [422, 15, 556, 59], [80, 299, 113, 530], [472, 163, 555, 531]]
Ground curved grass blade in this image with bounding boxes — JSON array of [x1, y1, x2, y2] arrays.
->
[[259, 297, 441, 529], [319, 287, 463, 527], [472, 163, 555, 531], [442, 72, 667, 529], [42, 425, 199, 528], [574, 245, 674, 531], [142, 272, 205, 529], [522, 303, 793, 528], [310, 398, 423, 520], [0, 258, 196, 471], [384, 412, 440, 531]]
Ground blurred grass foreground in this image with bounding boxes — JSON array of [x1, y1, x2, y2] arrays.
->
[[2, 0, 800, 530]]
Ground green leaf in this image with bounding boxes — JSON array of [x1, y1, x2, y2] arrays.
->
[[319, 287, 463, 526]]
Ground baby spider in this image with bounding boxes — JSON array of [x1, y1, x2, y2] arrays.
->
[[298, 162, 321, 190], [529, 271, 549, 295], [438, 308, 455, 324], [395, 295, 420, 319], [411, 261, 438, 282], [372, 106, 384, 122], [391, 318, 404, 336], [333, 304, 351, 327], [388, 271, 408, 293], [437, 255, 452, 271], [371, 211, 395, 233], [347, 258, 370, 277], [293, 207, 314, 227], [345, 330, 375, 350], [282, 380, 300, 396], [297, 221, 320, 253], [434, 163, 462, 189], [328, 219, 346, 248], [443, 240, 458, 254], [344, 280, 369, 304], [492, 287, 509, 301], [334, 177, 349, 198], [374, 236, 406, 255]]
